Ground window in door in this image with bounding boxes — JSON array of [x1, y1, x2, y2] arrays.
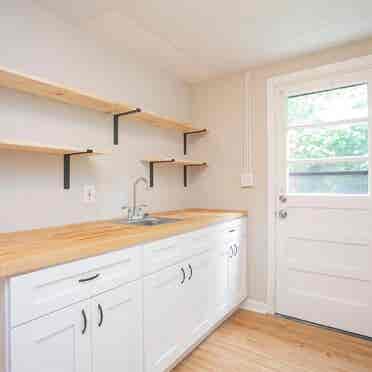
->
[[287, 83, 369, 194]]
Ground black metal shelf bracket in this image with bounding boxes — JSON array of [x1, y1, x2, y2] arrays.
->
[[113, 108, 141, 145], [64, 149, 93, 189], [149, 159, 176, 187], [183, 163, 207, 187], [183, 129, 207, 155]]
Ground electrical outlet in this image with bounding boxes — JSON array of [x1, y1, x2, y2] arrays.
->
[[83, 185, 96, 203], [241, 173, 254, 188]]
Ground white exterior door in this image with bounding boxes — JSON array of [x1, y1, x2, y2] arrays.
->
[[11, 301, 91, 372], [91, 281, 143, 372], [275, 70, 372, 337]]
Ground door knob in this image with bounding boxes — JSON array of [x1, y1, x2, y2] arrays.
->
[[278, 209, 287, 219]]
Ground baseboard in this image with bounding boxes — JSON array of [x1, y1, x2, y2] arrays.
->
[[240, 298, 269, 314]]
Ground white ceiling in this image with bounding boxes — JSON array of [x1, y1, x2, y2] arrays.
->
[[35, 0, 372, 83]]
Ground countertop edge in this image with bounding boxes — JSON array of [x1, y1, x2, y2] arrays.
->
[[0, 209, 247, 278]]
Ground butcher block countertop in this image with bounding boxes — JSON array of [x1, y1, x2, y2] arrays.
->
[[0, 209, 247, 278]]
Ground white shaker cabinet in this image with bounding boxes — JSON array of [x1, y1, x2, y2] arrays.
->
[[211, 242, 230, 321], [12, 281, 143, 372], [11, 300, 92, 372], [91, 281, 143, 372], [143, 250, 216, 372], [228, 235, 248, 306], [183, 250, 216, 348], [8, 216, 248, 372], [143, 263, 186, 372]]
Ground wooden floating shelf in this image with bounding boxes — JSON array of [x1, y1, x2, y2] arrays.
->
[[0, 139, 107, 190], [142, 158, 207, 187], [134, 111, 196, 132], [0, 67, 205, 144], [143, 158, 207, 166], [0, 139, 106, 156], [0, 67, 132, 114]]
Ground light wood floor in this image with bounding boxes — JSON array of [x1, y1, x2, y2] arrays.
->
[[173, 310, 372, 372]]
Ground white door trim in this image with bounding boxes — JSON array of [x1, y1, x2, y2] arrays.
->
[[266, 53, 372, 314]]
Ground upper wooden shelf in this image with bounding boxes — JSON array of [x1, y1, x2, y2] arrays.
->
[[0, 66, 200, 133], [0, 139, 106, 156]]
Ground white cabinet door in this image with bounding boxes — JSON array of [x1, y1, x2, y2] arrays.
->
[[11, 301, 91, 372], [144, 263, 185, 372], [184, 250, 215, 347], [228, 235, 247, 306], [211, 243, 229, 320], [91, 281, 143, 372]]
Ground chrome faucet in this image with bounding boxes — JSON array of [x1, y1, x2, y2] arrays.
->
[[123, 176, 149, 220], [133, 176, 148, 218]]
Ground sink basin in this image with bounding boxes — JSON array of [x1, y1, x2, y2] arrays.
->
[[112, 216, 181, 226]]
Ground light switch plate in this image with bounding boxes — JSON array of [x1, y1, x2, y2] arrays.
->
[[83, 185, 96, 203], [241, 173, 254, 188]]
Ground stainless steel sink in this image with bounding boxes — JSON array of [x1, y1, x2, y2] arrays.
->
[[112, 216, 181, 226]]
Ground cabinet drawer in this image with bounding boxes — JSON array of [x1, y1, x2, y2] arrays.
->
[[143, 236, 183, 275], [181, 227, 216, 259], [219, 217, 247, 243], [10, 246, 142, 327], [143, 229, 216, 275]]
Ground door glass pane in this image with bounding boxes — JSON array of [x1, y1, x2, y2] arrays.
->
[[288, 83, 368, 125], [288, 123, 368, 160], [286, 83, 369, 195], [288, 160, 368, 194]]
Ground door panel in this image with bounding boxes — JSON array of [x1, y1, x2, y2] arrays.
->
[[276, 72, 372, 337], [280, 207, 370, 244], [91, 281, 143, 372], [11, 301, 91, 372], [285, 238, 371, 280]]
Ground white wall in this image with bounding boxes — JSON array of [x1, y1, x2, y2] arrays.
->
[[0, 0, 192, 232], [191, 38, 372, 305]]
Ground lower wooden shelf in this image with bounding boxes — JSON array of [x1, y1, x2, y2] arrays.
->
[[142, 158, 207, 187], [0, 139, 107, 189]]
